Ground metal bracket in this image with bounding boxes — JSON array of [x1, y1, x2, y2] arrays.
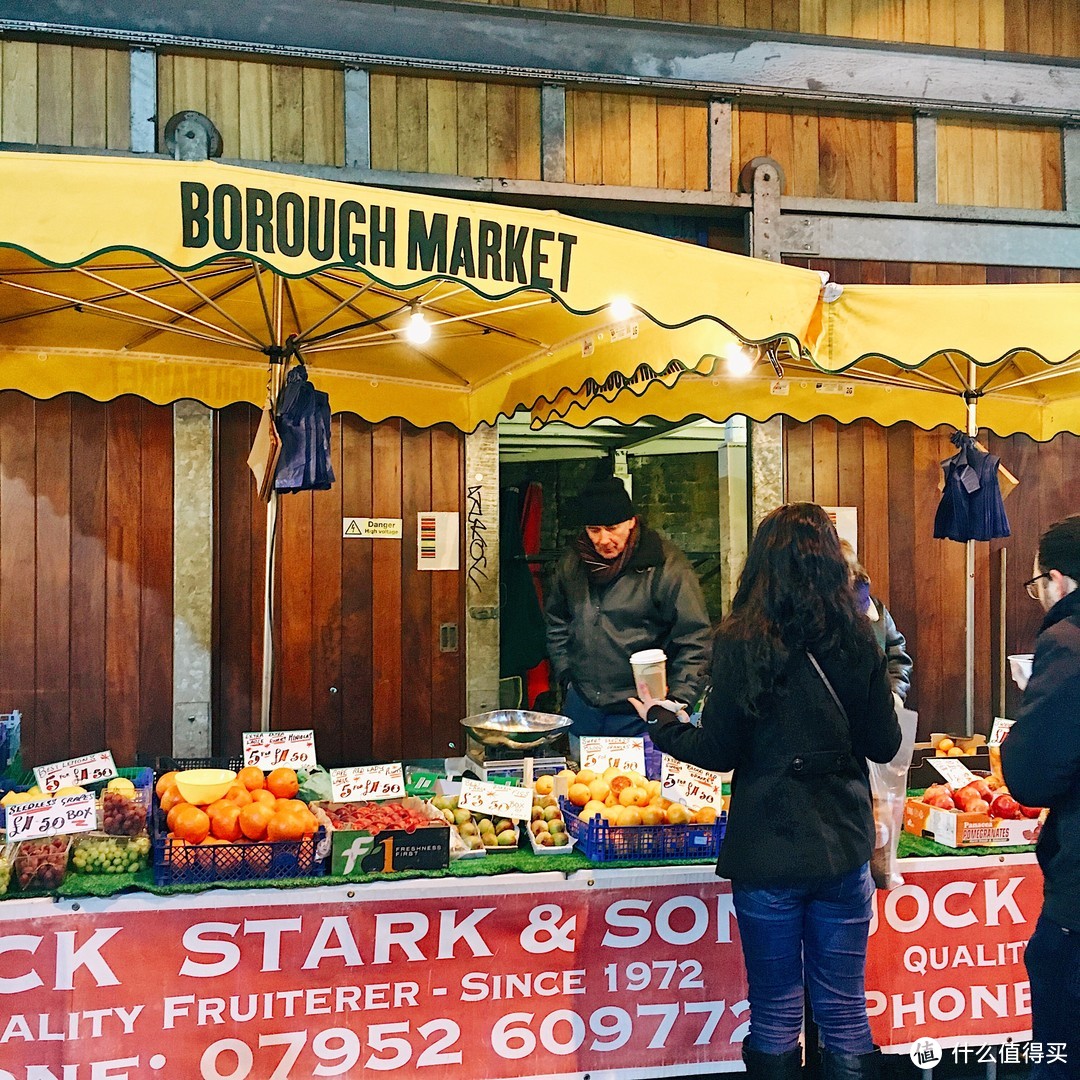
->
[[742, 156, 785, 263]]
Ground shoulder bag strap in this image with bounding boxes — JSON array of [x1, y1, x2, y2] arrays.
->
[[806, 651, 850, 725]]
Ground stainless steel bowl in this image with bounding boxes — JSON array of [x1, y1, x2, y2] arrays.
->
[[460, 710, 572, 750]]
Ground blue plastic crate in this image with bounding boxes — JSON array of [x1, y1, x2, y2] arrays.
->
[[151, 788, 326, 886], [560, 798, 725, 863]]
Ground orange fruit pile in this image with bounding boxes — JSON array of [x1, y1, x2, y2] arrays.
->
[[156, 767, 317, 861], [560, 767, 720, 827]]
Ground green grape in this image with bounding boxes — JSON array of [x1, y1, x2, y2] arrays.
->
[[72, 834, 150, 875]]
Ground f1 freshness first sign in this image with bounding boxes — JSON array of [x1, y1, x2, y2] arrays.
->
[[243, 730, 317, 770]]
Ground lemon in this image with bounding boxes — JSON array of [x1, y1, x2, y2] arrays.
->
[[107, 778, 136, 796], [54, 785, 87, 796]]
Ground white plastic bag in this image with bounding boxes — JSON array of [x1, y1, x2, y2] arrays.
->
[[868, 707, 918, 890]]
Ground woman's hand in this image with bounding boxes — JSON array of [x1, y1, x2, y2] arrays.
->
[[627, 694, 655, 721], [629, 696, 691, 723]]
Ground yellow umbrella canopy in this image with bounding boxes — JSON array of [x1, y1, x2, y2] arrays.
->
[[536, 283, 1080, 441], [0, 152, 825, 430]]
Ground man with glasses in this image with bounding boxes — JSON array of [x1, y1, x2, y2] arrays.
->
[[1002, 514, 1080, 1079]]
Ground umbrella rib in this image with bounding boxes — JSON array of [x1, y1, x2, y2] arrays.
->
[[0, 263, 245, 328], [0, 277, 262, 350], [976, 356, 1026, 395], [120, 268, 261, 349], [943, 353, 973, 393], [781, 359, 960, 396], [283, 278, 303, 340], [71, 266, 256, 349], [251, 261, 275, 341], [303, 276, 469, 386], [990, 357, 1080, 393], [291, 279, 375, 345], [151, 261, 266, 348]]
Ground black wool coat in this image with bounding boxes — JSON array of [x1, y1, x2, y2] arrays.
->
[[649, 630, 900, 886]]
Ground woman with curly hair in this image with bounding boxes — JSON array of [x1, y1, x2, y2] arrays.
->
[[631, 503, 900, 1080]]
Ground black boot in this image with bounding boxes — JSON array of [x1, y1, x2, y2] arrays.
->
[[743, 1044, 803, 1080], [821, 1048, 882, 1080]]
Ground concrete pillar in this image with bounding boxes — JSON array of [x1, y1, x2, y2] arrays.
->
[[464, 423, 501, 719], [173, 400, 213, 757]]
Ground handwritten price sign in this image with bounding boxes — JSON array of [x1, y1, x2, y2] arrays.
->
[[926, 757, 980, 789], [242, 730, 317, 770], [459, 777, 533, 822], [661, 756, 726, 812], [331, 763, 406, 803], [33, 751, 117, 794], [7, 792, 97, 841], [579, 736, 646, 776]]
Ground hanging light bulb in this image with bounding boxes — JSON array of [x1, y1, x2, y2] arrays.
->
[[405, 304, 432, 344], [609, 297, 634, 322], [724, 341, 755, 377]]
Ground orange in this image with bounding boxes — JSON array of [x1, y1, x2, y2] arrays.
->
[[567, 783, 591, 808], [266, 768, 299, 800], [172, 804, 211, 845], [167, 803, 187, 833], [640, 806, 665, 826], [239, 839, 272, 875], [267, 810, 306, 842], [666, 803, 690, 825], [237, 766, 266, 791], [297, 809, 319, 836], [609, 775, 631, 795], [210, 802, 243, 842], [275, 798, 308, 813], [696, 806, 718, 825], [159, 785, 185, 814], [239, 802, 275, 841], [205, 799, 232, 819], [250, 788, 277, 808], [225, 785, 253, 806], [156, 771, 179, 798]]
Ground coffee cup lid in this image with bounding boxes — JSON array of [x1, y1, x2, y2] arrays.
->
[[629, 649, 667, 665]]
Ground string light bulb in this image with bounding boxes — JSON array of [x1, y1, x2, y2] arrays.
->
[[405, 304, 432, 344], [724, 342, 755, 377], [609, 297, 634, 322]]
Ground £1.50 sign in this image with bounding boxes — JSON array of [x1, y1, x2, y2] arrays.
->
[[242, 730, 317, 770], [33, 750, 117, 793], [6, 792, 97, 842], [661, 756, 726, 812], [330, 763, 406, 803], [579, 737, 646, 777]]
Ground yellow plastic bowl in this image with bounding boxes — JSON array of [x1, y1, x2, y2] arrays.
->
[[174, 769, 237, 806]]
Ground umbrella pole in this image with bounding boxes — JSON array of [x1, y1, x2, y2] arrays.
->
[[260, 489, 278, 732], [965, 361, 977, 737]]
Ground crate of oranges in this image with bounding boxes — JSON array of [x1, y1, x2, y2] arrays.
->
[[152, 763, 326, 885], [558, 766, 726, 863]]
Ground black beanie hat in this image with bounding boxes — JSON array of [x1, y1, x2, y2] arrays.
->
[[569, 475, 636, 527]]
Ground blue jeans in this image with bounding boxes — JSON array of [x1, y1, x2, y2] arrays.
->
[[562, 686, 661, 779], [732, 862, 875, 1056], [1025, 914, 1080, 1080]]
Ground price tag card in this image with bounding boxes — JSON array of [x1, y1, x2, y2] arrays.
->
[[927, 757, 980, 789], [661, 755, 726, 812], [459, 777, 533, 822], [579, 736, 646, 777], [242, 730, 317, 770], [330, 763, 406, 803], [7, 792, 97, 842], [988, 717, 1015, 746], [34, 751, 117, 793]]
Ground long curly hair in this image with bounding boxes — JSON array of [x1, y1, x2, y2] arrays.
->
[[721, 502, 872, 716]]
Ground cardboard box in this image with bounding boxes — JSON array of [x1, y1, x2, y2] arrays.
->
[[909, 734, 990, 789], [317, 798, 450, 875], [903, 796, 1045, 848]]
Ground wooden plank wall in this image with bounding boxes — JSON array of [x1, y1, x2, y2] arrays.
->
[[432, 0, 1080, 57], [0, 392, 173, 768], [157, 55, 344, 165], [733, 107, 914, 200], [783, 256, 1080, 736], [369, 75, 541, 179], [214, 406, 466, 767], [565, 91, 709, 189], [0, 41, 130, 149], [783, 415, 1080, 737], [938, 120, 1063, 210]]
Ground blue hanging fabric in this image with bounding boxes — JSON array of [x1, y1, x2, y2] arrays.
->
[[273, 362, 335, 493], [933, 431, 1010, 542]]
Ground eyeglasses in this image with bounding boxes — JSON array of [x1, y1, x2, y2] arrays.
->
[[1024, 573, 1049, 600]]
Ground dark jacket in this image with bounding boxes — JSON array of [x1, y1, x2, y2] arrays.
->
[[545, 526, 711, 711], [1000, 588, 1080, 932], [648, 631, 899, 886], [871, 598, 913, 702]]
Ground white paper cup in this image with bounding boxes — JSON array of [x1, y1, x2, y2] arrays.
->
[[1008, 654, 1034, 691], [630, 649, 668, 699]]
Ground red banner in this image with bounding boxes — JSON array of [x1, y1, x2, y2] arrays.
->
[[0, 857, 1042, 1078], [0, 872, 747, 1079], [866, 855, 1042, 1050]]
